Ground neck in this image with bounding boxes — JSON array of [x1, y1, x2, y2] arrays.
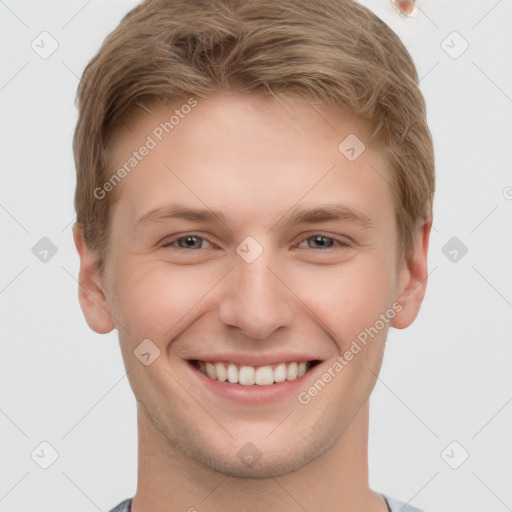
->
[[131, 400, 388, 512]]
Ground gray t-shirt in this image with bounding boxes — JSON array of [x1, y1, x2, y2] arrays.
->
[[108, 493, 426, 511]]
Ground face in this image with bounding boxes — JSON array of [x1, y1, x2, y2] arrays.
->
[[75, 91, 430, 478]]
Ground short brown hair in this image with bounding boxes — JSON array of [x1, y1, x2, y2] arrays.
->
[[73, 0, 435, 272]]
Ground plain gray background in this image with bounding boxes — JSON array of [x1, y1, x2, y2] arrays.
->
[[1, 1, 511, 510]]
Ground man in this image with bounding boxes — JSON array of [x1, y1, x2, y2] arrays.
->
[[72, 0, 434, 510]]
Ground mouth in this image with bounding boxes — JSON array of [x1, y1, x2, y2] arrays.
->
[[190, 359, 322, 386]]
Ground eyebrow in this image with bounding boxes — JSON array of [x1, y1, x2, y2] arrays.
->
[[135, 202, 375, 230]]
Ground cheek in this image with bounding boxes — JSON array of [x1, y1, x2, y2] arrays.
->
[[108, 260, 222, 342], [290, 254, 396, 348]]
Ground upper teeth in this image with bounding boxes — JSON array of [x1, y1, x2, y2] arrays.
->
[[197, 361, 309, 386]]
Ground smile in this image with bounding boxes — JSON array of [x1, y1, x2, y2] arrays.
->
[[192, 360, 318, 386]]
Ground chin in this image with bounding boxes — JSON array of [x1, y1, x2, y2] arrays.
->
[[174, 427, 340, 480]]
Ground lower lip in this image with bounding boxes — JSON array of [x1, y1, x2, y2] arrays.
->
[[188, 362, 320, 405]]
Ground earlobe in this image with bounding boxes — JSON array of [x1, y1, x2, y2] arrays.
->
[[390, 218, 432, 330], [72, 224, 115, 334]]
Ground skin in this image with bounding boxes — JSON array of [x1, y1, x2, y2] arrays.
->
[[73, 90, 431, 512]]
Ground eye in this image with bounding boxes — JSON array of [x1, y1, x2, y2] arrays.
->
[[160, 233, 349, 252], [162, 235, 211, 250], [298, 234, 349, 250]]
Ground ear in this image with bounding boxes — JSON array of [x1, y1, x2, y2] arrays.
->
[[390, 218, 432, 329], [72, 224, 115, 334]]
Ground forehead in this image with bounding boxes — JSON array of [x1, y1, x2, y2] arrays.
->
[[106, 91, 394, 232]]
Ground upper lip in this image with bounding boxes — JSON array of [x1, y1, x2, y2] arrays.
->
[[188, 354, 322, 366]]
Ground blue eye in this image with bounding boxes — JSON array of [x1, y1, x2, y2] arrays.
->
[[163, 235, 207, 250], [306, 235, 334, 249], [161, 233, 349, 252], [300, 235, 348, 250]]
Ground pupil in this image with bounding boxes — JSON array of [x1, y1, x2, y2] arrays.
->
[[312, 236, 332, 248], [182, 236, 198, 248]]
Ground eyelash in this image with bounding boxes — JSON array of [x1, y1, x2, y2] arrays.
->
[[161, 233, 351, 251]]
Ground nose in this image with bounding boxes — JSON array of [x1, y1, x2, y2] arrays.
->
[[218, 249, 294, 340]]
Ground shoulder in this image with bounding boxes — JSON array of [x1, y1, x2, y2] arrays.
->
[[109, 495, 425, 512], [107, 498, 132, 512], [381, 493, 427, 512]]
